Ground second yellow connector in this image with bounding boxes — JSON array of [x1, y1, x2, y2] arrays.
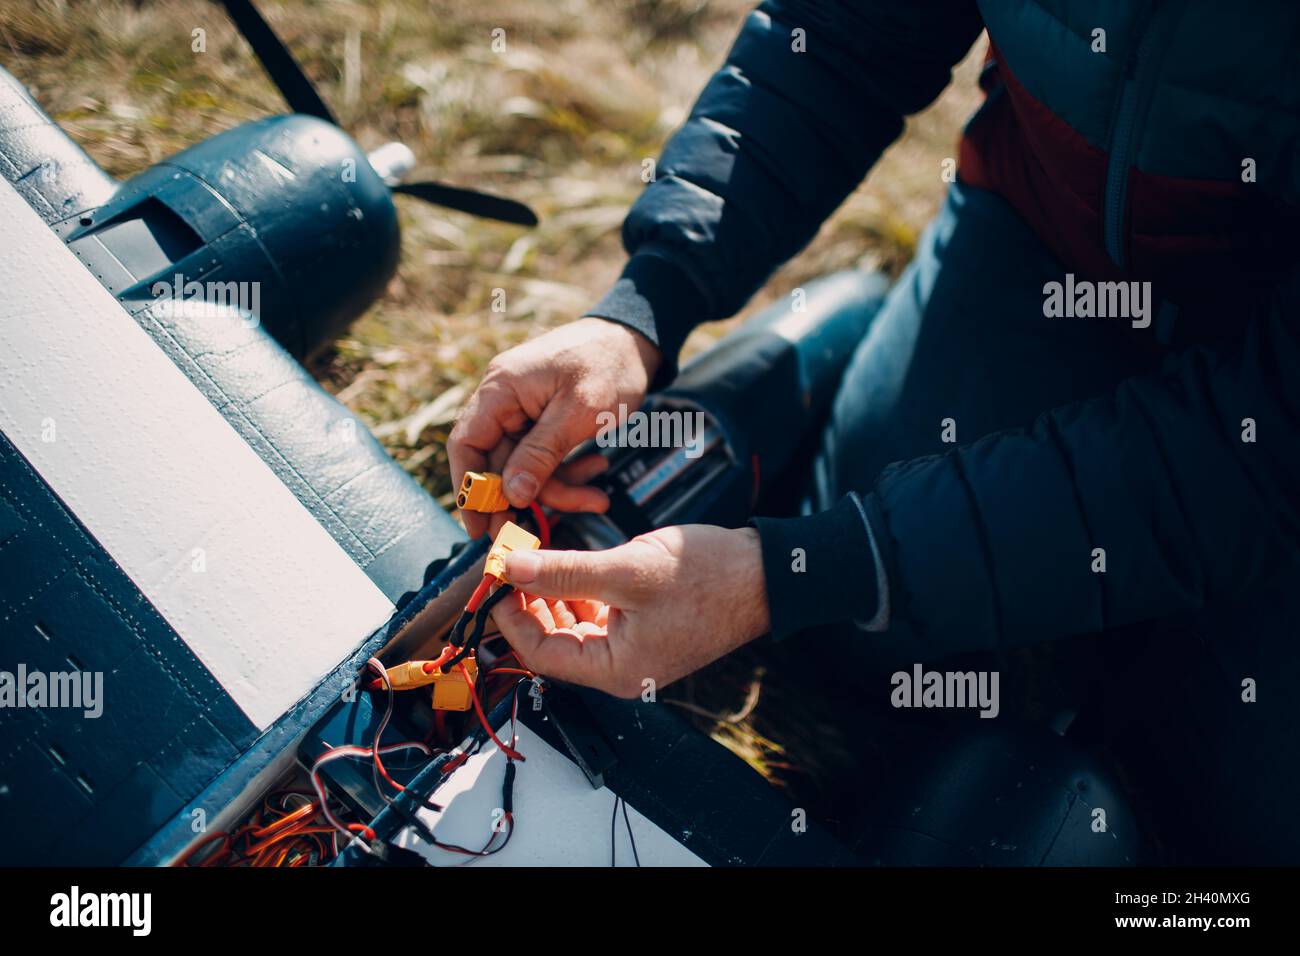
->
[[377, 659, 478, 712], [431, 659, 477, 712], [485, 520, 540, 582]]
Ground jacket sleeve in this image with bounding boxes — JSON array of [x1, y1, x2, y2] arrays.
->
[[831, 285, 1300, 658], [584, 0, 984, 380]]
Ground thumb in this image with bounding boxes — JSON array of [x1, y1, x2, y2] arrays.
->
[[504, 547, 627, 604], [502, 399, 595, 508]]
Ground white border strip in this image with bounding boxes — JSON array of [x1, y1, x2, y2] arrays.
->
[[0, 180, 394, 730]]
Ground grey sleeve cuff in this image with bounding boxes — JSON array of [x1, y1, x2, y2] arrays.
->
[[848, 491, 890, 632]]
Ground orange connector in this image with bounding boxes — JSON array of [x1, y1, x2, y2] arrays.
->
[[485, 520, 540, 582], [370, 658, 478, 711], [431, 658, 477, 712], [378, 660, 442, 691], [457, 471, 510, 513]]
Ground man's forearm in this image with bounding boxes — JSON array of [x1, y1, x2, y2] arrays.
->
[[585, 1, 983, 379]]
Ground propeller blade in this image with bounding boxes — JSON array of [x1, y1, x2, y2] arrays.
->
[[217, 0, 338, 125], [393, 181, 539, 227], [216, 1, 537, 228]]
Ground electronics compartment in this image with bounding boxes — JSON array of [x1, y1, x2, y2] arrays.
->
[[168, 539, 490, 867]]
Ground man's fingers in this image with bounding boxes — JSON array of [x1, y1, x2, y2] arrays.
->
[[502, 400, 595, 508], [526, 596, 556, 631], [461, 507, 489, 541], [450, 381, 528, 538], [547, 600, 576, 630], [490, 591, 614, 687], [537, 451, 611, 513], [465, 507, 512, 541], [556, 453, 610, 484], [449, 384, 511, 478], [503, 546, 630, 603], [538, 480, 609, 514], [486, 511, 515, 539], [567, 598, 605, 624]]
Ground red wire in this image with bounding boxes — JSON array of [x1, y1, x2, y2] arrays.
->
[[373, 752, 407, 794], [363, 645, 456, 691], [421, 644, 457, 675], [528, 502, 551, 548], [442, 750, 471, 774], [460, 662, 524, 762], [465, 573, 495, 613], [431, 814, 513, 857]]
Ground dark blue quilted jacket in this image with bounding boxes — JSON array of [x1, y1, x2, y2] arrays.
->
[[585, 0, 1300, 653]]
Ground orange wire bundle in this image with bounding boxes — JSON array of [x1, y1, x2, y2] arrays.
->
[[174, 791, 341, 867]]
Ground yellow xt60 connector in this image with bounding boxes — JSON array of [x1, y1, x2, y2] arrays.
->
[[485, 520, 540, 582], [431, 658, 477, 712], [373, 659, 478, 711], [457, 471, 510, 513]]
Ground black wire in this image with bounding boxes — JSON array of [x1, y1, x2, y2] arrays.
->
[[421, 678, 530, 862], [621, 797, 641, 867], [424, 732, 523, 861], [494, 818, 514, 854], [448, 608, 474, 646], [443, 641, 474, 673], [426, 816, 513, 858], [609, 793, 641, 866], [478, 582, 517, 620], [443, 583, 516, 672], [610, 796, 618, 867]]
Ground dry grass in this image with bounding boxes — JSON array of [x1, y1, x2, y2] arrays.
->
[[3, 0, 984, 833]]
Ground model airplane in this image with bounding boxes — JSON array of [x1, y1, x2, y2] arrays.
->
[[0, 0, 1135, 867]]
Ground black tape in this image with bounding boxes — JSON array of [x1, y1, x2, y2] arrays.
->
[[502, 760, 517, 813]]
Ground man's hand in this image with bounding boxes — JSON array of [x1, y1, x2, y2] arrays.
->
[[490, 525, 770, 698], [448, 317, 661, 538]]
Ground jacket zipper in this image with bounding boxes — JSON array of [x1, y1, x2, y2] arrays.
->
[[1103, 2, 1161, 269]]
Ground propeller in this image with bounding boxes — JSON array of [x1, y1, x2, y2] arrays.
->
[[217, 0, 538, 227]]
